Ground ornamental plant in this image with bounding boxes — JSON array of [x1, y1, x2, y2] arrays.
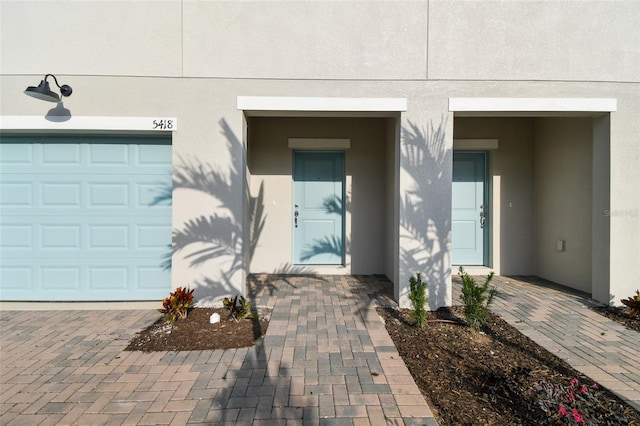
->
[[534, 377, 622, 425], [620, 289, 640, 318], [458, 266, 496, 330], [223, 294, 256, 321], [409, 273, 428, 327], [158, 286, 194, 323]]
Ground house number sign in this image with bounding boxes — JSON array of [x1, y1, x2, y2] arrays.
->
[[151, 119, 176, 131]]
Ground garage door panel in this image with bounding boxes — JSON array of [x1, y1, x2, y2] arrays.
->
[[89, 144, 129, 164], [89, 267, 129, 290], [43, 144, 82, 164], [1, 142, 171, 173], [137, 224, 172, 249], [0, 224, 33, 249], [89, 225, 129, 248], [42, 224, 81, 249], [2, 179, 170, 213], [0, 143, 33, 165], [138, 144, 173, 165], [89, 182, 129, 207], [0, 267, 31, 290], [137, 266, 169, 289], [42, 182, 82, 207], [0, 136, 172, 301], [41, 266, 81, 290], [0, 182, 33, 206]]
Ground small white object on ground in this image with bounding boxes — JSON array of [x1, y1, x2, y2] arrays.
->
[[210, 313, 221, 324]]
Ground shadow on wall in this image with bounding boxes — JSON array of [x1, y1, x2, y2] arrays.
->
[[151, 119, 269, 303], [153, 119, 320, 303], [256, 118, 451, 309], [400, 119, 452, 309], [300, 194, 351, 262], [152, 118, 451, 307]]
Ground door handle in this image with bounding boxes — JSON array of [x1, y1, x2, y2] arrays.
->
[[479, 204, 485, 229], [294, 210, 299, 228]]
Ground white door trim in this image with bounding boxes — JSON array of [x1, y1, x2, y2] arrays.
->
[[288, 138, 351, 150]]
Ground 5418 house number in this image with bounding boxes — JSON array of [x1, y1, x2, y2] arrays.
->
[[152, 119, 175, 130]]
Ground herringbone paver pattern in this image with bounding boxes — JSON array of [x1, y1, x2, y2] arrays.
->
[[453, 275, 640, 411], [1, 276, 437, 425]]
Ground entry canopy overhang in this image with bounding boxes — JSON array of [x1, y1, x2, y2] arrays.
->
[[237, 96, 407, 117], [449, 97, 617, 117]]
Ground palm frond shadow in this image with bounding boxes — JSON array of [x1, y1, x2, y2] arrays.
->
[[153, 118, 451, 307], [300, 235, 350, 262], [400, 119, 452, 307], [153, 118, 266, 301], [298, 194, 350, 263]]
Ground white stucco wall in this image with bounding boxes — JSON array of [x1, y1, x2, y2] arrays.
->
[[428, 0, 640, 82], [608, 95, 640, 306], [1, 0, 638, 307], [534, 118, 593, 293], [0, 1, 183, 77], [182, 1, 428, 80]]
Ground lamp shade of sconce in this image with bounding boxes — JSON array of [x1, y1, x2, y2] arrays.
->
[[24, 74, 72, 102]]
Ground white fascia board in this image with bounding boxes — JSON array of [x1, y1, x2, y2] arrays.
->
[[449, 98, 617, 113], [0, 116, 177, 131], [237, 96, 407, 112]]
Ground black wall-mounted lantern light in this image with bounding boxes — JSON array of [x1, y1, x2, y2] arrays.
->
[[24, 74, 72, 102]]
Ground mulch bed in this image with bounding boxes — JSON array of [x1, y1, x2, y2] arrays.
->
[[125, 307, 271, 352], [378, 306, 640, 426], [125, 301, 639, 424]]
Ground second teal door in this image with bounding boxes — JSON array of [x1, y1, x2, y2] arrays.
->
[[293, 152, 344, 265]]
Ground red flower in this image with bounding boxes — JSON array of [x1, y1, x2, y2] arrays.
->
[[558, 406, 568, 416], [580, 385, 588, 393], [570, 378, 579, 386], [572, 409, 584, 423]]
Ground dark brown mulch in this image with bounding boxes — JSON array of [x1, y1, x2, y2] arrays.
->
[[125, 307, 270, 352], [378, 306, 640, 426], [591, 305, 640, 333]]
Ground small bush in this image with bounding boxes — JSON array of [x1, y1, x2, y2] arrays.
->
[[409, 273, 428, 327], [458, 266, 496, 330], [620, 289, 640, 318], [158, 286, 194, 323], [223, 294, 256, 321]]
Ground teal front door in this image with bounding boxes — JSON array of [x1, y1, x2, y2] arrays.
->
[[293, 151, 344, 265], [452, 152, 487, 265]]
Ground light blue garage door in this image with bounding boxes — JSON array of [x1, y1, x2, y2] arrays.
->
[[0, 135, 172, 301]]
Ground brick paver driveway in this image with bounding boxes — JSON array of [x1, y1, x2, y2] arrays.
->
[[1, 275, 436, 425]]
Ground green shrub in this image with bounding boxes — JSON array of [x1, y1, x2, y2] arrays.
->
[[409, 273, 428, 327], [621, 289, 640, 318], [458, 266, 496, 330], [223, 294, 256, 321], [158, 286, 194, 323]]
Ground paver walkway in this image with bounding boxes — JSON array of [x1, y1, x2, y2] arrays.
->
[[2, 274, 638, 425], [453, 274, 640, 411], [0, 275, 436, 425]]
